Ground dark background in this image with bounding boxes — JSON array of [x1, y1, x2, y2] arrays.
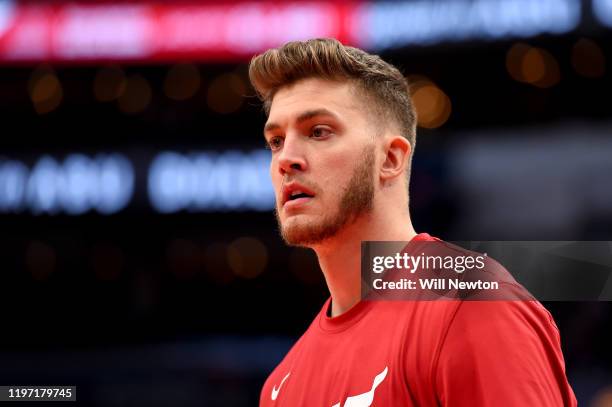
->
[[1, 0, 611, 405]]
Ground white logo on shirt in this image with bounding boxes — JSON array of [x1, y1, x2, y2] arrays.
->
[[271, 371, 291, 401], [332, 366, 388, 407]]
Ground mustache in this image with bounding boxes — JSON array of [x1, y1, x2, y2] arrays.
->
[[280, 177, 320, 195]]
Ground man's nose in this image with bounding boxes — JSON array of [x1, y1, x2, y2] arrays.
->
[[277, 135, 307, 175]]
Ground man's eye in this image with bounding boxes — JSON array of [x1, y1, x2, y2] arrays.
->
[[267, 136, 283, 150], [311, 127, 331, 138]]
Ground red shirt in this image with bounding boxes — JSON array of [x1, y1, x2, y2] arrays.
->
[[260, 234, 577, 406]]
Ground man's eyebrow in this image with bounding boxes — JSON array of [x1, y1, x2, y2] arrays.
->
[[264, 108, 340, 134]]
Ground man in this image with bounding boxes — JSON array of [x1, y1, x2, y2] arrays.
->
[[249, 38, 576, 406]]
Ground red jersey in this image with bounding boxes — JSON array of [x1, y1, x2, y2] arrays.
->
[[260, 234, 577, 406]]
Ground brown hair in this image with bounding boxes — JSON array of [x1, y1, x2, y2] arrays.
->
[[248, 38, 416, 149]]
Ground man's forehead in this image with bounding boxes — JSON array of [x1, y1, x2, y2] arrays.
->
[[266, 78, 361, 125]]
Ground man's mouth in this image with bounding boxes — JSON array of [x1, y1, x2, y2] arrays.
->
[[282, 183, 316, 208], [288, 190, 314, 201]]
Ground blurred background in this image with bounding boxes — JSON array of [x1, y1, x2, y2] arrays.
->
[[0, 0, 611, 405]]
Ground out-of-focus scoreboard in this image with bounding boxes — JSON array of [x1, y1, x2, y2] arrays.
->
[[0, 150, 273, 215], [0, 0, 604, 64]]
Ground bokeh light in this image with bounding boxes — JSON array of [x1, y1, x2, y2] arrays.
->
[[408, 75, 452, 129], [28, 65, 63, 114], [227, 236, 268, 279], [506, 43, 530, 82], [93, 66, 127, 102], [591, 385, 612, 407], [164, 63, 201, 101], [206, 73, 245, 114], [571, 38, 606, 78], [117, 74, 152, 114], [521, 47, 548, 84], [506, 43, 561, 88]]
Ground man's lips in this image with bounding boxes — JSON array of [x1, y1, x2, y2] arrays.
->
[[281, 182, 316, 207], [283, 195, 313, 210]]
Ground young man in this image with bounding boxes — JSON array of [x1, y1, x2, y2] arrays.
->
[[249, 38, 576, 406]]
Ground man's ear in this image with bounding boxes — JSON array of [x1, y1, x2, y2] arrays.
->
[[380, 136, 411, 183]]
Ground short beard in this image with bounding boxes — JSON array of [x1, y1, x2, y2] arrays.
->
[[276, 144, 375, 247]]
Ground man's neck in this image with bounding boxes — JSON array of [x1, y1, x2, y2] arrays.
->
[[312, 211, 416, 317]]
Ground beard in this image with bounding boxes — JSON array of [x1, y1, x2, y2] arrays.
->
[[276, 144, 375, 247]]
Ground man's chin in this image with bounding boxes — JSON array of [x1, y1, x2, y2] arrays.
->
[[280, 225, 318, 247], [280, 220, 339, 247]]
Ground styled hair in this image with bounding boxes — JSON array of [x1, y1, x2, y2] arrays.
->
[[248, 38, 416, 149]]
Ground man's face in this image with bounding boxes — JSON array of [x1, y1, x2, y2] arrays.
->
[[264, 78, 377, 247]]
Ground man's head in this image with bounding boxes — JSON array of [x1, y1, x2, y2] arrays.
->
[[249, 38, 416, 247]]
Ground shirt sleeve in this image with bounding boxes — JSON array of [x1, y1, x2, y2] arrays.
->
[[434, 299, 577, 406]]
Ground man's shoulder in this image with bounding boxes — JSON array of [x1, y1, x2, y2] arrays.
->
[[447, 299, 559, 338], [369, 296, 558, 361]]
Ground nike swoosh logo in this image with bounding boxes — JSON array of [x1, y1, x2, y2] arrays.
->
[[271, 371, 291, 401], [332, 366, 388, 407]]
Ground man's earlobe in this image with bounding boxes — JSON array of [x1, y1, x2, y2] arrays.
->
[[380, 136, 411, 182]]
